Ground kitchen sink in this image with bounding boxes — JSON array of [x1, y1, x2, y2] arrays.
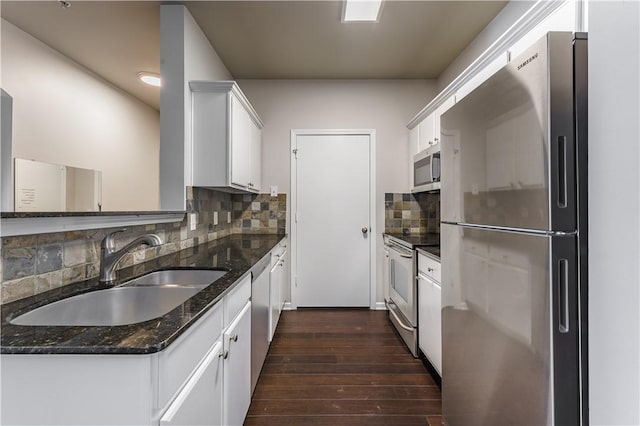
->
[[10, 269, 228, 327], [123, 269, 227, 288]]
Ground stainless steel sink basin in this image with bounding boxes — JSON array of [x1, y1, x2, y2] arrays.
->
[[10, 287, 201, 326], [10, 269, 228, 326], [124, 269, 227, 288]]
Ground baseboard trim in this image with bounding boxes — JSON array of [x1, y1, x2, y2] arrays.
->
[[283, 302, 295, 311], [374, 302, 387, 310]]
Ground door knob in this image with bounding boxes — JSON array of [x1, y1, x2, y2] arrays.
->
[[362, 227, 369, 234]]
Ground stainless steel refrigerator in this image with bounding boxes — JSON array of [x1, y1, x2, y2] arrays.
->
[[440, 32, 588, 426]]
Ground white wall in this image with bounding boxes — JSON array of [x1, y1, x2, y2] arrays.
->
[[237, 79, 437, 303], [588, 1, 640, 424], [1, 19, 159, 211], [159, 5, 232, 210], [437, 1, 534, 91]]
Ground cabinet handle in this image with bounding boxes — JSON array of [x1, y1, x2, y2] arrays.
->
[[230, 334, 238, 342], [219, 350, 229, 360], [427, 267, 434, 272], [434, 137, 439, 142]]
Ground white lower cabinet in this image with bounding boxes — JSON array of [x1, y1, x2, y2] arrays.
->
[[269, 238, 288, 341], [269, 259, 282, 341], [418, 253, 442, 376], [1, 274, 253, 426], [223, 301, 252, 426], [160, 340, 224, 426]]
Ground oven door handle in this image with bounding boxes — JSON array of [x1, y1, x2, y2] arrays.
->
[[386, 300, 414, 332], [386, 243, 414, 258]]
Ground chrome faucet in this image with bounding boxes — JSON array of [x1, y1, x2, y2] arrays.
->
[[99, 229, 162, 283]]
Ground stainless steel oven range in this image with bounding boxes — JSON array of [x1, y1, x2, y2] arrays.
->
[[383, 233, 438, 357]]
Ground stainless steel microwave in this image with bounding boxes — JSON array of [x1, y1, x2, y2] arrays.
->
[[412, 145, 440, 192]]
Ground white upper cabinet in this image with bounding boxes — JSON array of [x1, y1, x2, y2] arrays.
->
[[433, 95, 456, 148], [191, 81, 263, 193], [509, 1, 577, 60], [456, 52, 509, 102], [410, 94, 456, 160], [250, 118, 262, 191], [418, 113, 435, 151]]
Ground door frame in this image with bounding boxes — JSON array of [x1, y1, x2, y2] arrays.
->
[[290, 129, 377, 310]]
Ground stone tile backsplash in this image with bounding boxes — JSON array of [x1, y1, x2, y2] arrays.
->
[[384, 192, 440, 234], [0, 188, 287, 304]]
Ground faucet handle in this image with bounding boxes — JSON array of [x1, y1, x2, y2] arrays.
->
[[101, 228, 127, 250]]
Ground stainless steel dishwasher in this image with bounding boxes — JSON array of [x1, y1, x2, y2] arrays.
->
[[250, 255, 271, 393]]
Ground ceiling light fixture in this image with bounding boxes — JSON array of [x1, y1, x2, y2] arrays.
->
[[137, 72, 161, 87], [342, 0, 383, 23]]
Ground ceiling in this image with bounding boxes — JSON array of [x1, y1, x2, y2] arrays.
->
[[1, 1, 507, 110]]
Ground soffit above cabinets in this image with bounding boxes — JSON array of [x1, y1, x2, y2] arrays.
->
[[1, 1, 507, 110]]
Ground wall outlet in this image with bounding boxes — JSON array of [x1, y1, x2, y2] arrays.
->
[[213, 211, 218, 225], [270, 185, 278, 197], [227, 211, 231, 223], [189, 213, 197, 231]]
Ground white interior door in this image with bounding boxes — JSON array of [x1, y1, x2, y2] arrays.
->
[[294, 133, 371, 307]]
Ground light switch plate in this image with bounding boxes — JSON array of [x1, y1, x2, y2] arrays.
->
[[189, 213, 197, 231], [270, 185, 278, 197], [227, 212, 231, 223], [213, 211, 218, 225]]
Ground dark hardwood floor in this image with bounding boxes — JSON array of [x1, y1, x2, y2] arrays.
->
[[245, 309, 442, 426]]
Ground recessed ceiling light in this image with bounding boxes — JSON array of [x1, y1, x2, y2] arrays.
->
[[342, 0, 383, 22], [137, 72, 161, 87]]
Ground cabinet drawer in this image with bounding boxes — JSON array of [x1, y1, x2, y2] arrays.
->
[[418, 253, 441, 283], [159, 302, 223, 408], [270, 241, 287, 268], [224, 274, 251, 326]]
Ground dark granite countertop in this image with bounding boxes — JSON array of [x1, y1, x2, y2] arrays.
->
[[417, 246, 441, 260], [1, 211, 185, 218], [383, 232, 440, 249], [1, 233, 285, 355]]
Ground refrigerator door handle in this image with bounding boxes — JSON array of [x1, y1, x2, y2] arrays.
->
[[557, 136, 568, 208], [558, 259, 570, 333]]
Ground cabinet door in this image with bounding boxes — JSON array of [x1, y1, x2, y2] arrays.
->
[[279, 251, 288, 311], [230, 94, 251, 189], [269, 262, 282, 341], [418, 114, 434, 151], [159, 341, 224, 426], [249, 120, 261, 192], [223, 301, 252, 426], [456, 53, 509, 102], [418, 275, 431, 356], [433, 95, 456, 148], [418, 274, 442, 376], [430, 282, 442, 375], [409, 126, 419, 188], [509, 1, 576, 60]]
